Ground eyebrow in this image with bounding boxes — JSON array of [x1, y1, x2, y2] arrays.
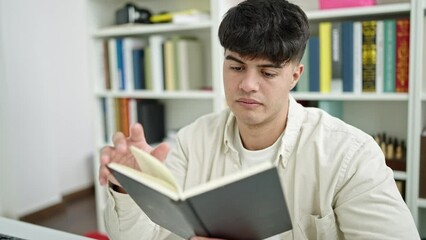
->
[[224, 55, 283, 69]]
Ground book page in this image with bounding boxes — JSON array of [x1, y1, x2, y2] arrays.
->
[[130, 146, 181, 193]]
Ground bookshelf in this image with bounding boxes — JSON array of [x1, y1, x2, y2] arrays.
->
[[87, 0, 426, 235]]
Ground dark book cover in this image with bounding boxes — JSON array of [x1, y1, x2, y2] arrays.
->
[[308, 36, 320, 92], [395, 18, 410, 93], [136, 100, 165, 144], [132, 49, 145, 90], [419, 133, 426, 198], [342, 21, 354, 92]]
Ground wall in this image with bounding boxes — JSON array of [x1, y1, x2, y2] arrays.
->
[[0, 0, 94, 218]]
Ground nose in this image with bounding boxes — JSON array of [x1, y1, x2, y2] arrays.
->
[[239, 69, 260, 93]]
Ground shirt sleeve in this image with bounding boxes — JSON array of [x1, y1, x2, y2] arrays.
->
[[334, 137, 420, 239], [104, 187, 182, 240]]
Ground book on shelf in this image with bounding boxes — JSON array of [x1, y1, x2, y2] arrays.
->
[[361, 20, 376, 92], [149, 35, 166, 92], [132, 48, 146, 90], [116, 38, 126, 90], [108, 146, 292, 239], [177, 38, 204, 91], [342, 21, 354, 92], [102, 40, 111, 90], [383, 19, 396, 93], [395, 18, 409, 93], [136, 100, 165, 144], [308, 36, 320, 92], [108, 39, 119, 91], [319, 22, 332, 93], [353, 21, 363, 94], [375, 20, 384, 93], [331, 22, 343, 93], [123, 38, 145, 91]]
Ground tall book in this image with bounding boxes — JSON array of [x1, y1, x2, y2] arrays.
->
[[136, 100, 165, 144], [383, 19, 396, 92], [353, 21, 363, 94], [375, 20, 384, 93], [395, 18, 410, 93], [144, 46, 153, 90], [331, 22, 343, 93], [132, 49, 146, 90], [362, 21, 377, 92], [108, 146, 292, 239], [163, 39, 177, 91], [341, 21, 354, 92], [119, 98, 130, 137], [102, 40, 111, 90], [177, 38, 204, 90], [116, 38, 126, 90], [319, 22, 332, 93], [297, 40, 309, 92], [149, 35, 166, 92], [308, 36, 320, 92], [108, 39, 119, 91]]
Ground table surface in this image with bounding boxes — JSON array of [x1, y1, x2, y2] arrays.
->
[[0, 217, 92, 240]]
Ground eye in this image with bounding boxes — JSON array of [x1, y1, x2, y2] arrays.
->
[[230, 65, 244, 72], [261, 70, 277, 78]]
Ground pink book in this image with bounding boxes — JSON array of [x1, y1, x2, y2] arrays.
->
[[319, 0, 376, 9]]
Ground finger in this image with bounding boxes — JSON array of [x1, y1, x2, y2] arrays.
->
[[151, 142, 170, 162], [112, 131, 127, 153], [129, 123, 151, 151], [99, 146, 114, 185]]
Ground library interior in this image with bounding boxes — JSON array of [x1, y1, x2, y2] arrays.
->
[[1, 0, 426, 239]]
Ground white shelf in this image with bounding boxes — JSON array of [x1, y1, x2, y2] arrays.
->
[[93, 21, 212, 38], [306, 3, 410, 20], [292, 92, 409, 101], [95, 90, 215, 99], [394, 171, 407, 181]]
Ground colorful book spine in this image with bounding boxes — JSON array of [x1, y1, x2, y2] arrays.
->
[[362, 21, 376, 92], [383, 20, 396, 93], [132, 49, 145, 90], [342, 21, 354, 92], [319, 22, 332, 93], [395, 18, 410, 93], [116, 38, 125, 90], [308, 36, 320, 92]]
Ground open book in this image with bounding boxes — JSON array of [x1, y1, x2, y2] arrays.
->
[[107, 146, 292, 239]]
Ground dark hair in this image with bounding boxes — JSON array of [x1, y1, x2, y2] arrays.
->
[[218, 0, 310, 65]]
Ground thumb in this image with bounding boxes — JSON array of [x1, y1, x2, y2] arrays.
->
[[150, 142, 170, 162]]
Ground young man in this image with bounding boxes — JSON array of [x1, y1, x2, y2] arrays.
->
[[99, 0, 420, 239]]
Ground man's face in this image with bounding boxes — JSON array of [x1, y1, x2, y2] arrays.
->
[[223, 50, 302, 128]]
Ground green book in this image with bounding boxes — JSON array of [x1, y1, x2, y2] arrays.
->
[[144, 46, 153, 90], [383, 19, 396, 93]]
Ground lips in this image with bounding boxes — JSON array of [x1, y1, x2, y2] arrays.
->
[[236, 98, 262, 108]]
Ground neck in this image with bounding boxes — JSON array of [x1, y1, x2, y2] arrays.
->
[[238, 113, 287, 151]]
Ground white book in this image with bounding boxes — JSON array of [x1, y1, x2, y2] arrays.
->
[[129, 98, 138, 126], [148, 35, 165, 92], [108, 39, 119, 91], [177, 39, 203, 90], [376, 20, 384, 93], [123, 38, 145, 92], [106, 97, 116, 141], [353, 21, 363, 94]]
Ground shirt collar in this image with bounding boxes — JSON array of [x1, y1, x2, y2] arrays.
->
[[222, 94, 306, 169]]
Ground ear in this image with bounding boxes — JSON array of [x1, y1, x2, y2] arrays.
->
[[290, 63, 304, 90]]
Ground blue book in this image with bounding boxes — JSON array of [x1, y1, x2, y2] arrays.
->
[[308, 36, 320, 92], [132, 49, 146, 90], [383, 19, 396, 92], [116, 38, 125, 90], [342, 22, 354, 92]]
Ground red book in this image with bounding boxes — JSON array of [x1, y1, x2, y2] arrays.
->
[[395, 19, 410, 93]]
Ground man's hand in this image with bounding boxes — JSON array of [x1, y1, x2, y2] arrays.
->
[[98, 123, 170, 186]]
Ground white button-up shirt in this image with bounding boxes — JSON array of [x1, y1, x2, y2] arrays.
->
[[104, 95, 419, 240]]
